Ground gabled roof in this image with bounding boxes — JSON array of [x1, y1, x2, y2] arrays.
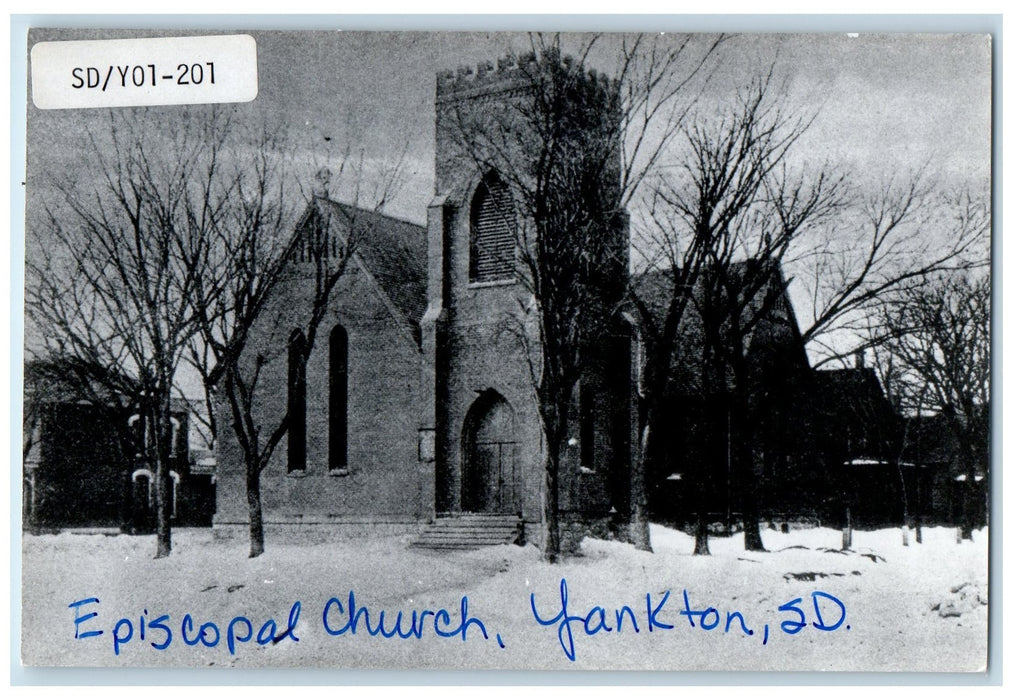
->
[[631, 261, 794, 341], [629, 267, 676, 327], [815, 367, 885, 395], [24, 357, 139, 405], [25, 358, 197, 414], [815, 367, 895, 420], [307, 198, 428, 331], [629, 260, 806, 389], [813, 366, 899, 454]]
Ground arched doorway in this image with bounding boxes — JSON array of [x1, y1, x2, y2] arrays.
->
[[462, 391, 520, 513]]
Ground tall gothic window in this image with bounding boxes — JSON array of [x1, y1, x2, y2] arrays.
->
[[287, 329, 307, 473], [329, 325, 348, 471], [469, 172, 515, 283]]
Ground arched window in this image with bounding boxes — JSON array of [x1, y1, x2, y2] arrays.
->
[[329, 325, 348, 471], [169, 417, 181, 457], [127, 414, 144, 458], [469, 172, 515, 283], [287, 329, 307, 473]]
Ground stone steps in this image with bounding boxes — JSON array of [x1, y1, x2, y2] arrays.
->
[[411, 513, 523, 550]]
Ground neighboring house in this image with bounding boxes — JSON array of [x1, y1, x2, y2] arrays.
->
[[630, 263, 818, 528], [213, 55, 637, 548], [813, 358, 905, 527], [902, 412, 987, 529], [22, 359, 213, 531]]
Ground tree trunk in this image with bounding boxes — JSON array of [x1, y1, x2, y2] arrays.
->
[[946, 414, 977, 542], [896, 458, 911, 546], [693, 511, 710, 555], [842, 507, 853, 550], [730, 387, 765, 552], [544, 444, 561, 563], [247, 465, 265, 558], [154, 468, 172, 558], [914, 475, 923, 544], [153, 405, 173, 559], [960, 479, 974, 541], [742, 497, 765, 551], [629, 420, 653, 552]]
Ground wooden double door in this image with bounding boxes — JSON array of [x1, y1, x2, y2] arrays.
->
[[462, 391, 521, 514]]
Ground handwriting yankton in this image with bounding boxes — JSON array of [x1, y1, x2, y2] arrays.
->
[[530, 578, 848, 661]]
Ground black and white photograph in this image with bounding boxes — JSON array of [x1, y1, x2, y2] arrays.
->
[[19, 26, 992, 672]]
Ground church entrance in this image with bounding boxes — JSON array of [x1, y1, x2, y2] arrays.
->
[[461, 391, 521, 514]]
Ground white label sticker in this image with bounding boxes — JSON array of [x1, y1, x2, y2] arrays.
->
[[31, 34, 259, 110]]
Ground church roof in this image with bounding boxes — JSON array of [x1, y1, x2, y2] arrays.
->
[[629, 261, 807, 392], [631, 261, 785, 329], [631, 261, 797, 350], [311, 198, 428, 330]]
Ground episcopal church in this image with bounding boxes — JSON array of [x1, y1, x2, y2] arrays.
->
[[213, 54, 639, 549]]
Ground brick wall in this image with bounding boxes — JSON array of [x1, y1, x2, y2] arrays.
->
[[214, 256, 431, 532]]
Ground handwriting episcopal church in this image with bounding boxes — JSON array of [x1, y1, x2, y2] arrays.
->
[[213, 55, 639, 550]]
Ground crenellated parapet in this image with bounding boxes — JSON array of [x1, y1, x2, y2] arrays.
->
[[435, 51, 616, 105]]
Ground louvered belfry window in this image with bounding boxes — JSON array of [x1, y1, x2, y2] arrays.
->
[[470, 173, 516, 283]]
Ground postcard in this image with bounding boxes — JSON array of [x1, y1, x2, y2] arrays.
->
[[20, 27, 992, 672]]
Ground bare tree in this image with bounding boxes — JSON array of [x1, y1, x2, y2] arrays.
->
[[634, 70, 844, 553], [175, 125, 406, 557], [797, 179, 989, 365], [24, 108, 220, 557], [872, 273, 990, 540], [865, 340, 936, 544], [637, 56, 989, 553], [445, 33, 723, 561], [173, 123, 297, 558]]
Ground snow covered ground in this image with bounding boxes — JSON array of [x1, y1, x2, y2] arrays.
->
[[20, 524, 988, 672]]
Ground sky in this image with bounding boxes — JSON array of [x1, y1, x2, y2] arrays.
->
[[26, 30, 992, 224], [22, 29, 993, 390]]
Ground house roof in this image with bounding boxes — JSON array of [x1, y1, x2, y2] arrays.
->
[[814, 367, 895, 416], [309, 198, 428, 330], [815, 366, 884, 395], [903, 413, 958, 466], [25, 358, 195, 415], [813, 366, 899, 462], [24, 357, 139, 405]]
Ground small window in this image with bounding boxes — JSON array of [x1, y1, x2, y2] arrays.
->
[[288, 329, 307, 473], [127, 414, 144, 458], [469, 173, 516, 283]]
